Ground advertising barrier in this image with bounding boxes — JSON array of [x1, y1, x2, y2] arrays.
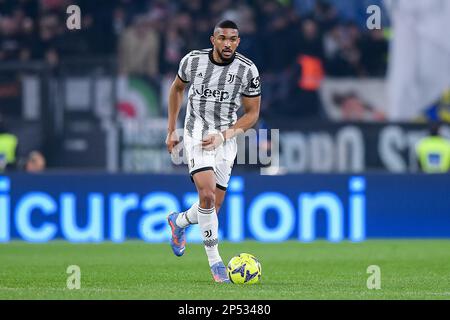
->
[[0, 173, 449, 243], [118, 120, 450, 174], [265, 121, 450, 173]]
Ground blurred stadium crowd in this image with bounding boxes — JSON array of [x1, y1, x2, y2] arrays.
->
[[0, 0, 388, 118], [1, 0, 450, 173]]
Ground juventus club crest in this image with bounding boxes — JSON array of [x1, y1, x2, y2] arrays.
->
[[227, 74, 235, 83], [204, 230, 212, 238]]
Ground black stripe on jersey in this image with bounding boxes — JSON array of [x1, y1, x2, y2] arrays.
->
[[180, 56, 189, 81], [186, 57, 200, 136], [226, 63, 247, 128], [236, 53, 252, 65], [242, 92, 261, 98], [186, 100, 195, 136], [177, 73, 189, 83], [236, 56, 252, 67], [190, 49, 209, 55], [200, 61, 216, 138], [213, 64, 232, 131], [245, 66, 255, 94], [190, 51, 209, 56]]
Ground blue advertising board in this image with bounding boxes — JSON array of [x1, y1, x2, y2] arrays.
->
[[0, 174, 449, 242]]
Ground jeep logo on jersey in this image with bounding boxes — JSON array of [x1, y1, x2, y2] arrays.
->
[[193, 85, 230, 101]]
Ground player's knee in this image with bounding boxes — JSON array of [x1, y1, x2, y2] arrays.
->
[[199, 189, 216, 208]]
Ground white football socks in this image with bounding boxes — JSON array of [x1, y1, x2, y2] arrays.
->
[[197, 206, 222, 267], [176, 202, 199, 228]]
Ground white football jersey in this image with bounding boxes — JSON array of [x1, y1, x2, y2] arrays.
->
[[177, 48, 261, 140]]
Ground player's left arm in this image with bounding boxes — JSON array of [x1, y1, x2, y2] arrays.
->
[[225, 63, 261, 139], [202, 96, 261, 151], [224, 95, 261, 139]]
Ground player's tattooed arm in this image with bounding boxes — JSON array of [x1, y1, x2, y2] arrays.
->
[[166, 76, 188, 153], [223, 95, 261, 140]]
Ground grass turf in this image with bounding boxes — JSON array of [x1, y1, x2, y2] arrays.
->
[[0, 240, 449, 300]]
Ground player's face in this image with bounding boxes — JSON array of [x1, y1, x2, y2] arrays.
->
[[211, 28, 240, 62]]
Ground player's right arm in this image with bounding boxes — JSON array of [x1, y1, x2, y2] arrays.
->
[[166, 53, 191, 154], [166, 76, 188, 153]]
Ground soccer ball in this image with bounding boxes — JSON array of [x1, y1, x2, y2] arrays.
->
[[227, 253, 262, 284]]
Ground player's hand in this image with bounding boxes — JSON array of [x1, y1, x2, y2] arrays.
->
[[202, 132, 224, 151], [166, 130, 180, 154]]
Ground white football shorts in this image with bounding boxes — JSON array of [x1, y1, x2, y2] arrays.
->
[[183, 134, 237, 190]]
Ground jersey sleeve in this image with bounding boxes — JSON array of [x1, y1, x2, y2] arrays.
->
[[177, 52, 191, 83], [241, 64, 261, 97]]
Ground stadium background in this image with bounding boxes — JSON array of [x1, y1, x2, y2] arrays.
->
[[1, 0, 450, 300]]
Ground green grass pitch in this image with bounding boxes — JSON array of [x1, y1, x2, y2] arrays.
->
[[0, 240, 449, 299]]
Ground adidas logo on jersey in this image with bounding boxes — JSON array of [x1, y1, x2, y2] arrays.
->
[[193, 84, 230, 102]]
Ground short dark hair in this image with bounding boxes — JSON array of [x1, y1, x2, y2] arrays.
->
[[214, 20, 239, 32]]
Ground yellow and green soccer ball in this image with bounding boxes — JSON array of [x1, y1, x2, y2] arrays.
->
[[227, 253, 262, 284]]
